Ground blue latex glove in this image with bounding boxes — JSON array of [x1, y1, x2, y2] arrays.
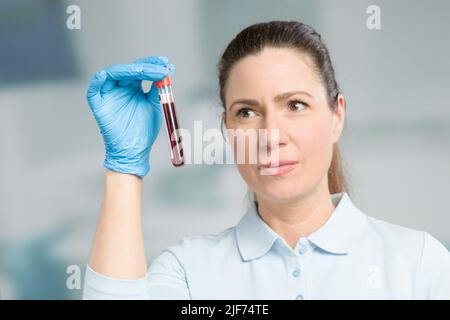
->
[[86, 56, 175, 177]]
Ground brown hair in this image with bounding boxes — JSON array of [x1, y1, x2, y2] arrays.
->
[[218, 20, 349, 198]]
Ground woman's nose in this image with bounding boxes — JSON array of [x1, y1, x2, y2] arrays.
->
[[260, 113, 289, 151]]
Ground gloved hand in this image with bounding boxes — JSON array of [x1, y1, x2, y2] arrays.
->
[[86, 56, 175, 177]]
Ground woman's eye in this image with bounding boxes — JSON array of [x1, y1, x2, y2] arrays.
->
[[236, 108, 257, 118], [288, 100, 308, 111]]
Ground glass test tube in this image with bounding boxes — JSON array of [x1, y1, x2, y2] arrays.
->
[[154, 76, 184, 167]]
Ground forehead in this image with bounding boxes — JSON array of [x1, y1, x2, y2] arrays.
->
[[225, 47, 324, 103]]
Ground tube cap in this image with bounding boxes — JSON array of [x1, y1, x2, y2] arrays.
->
[[154, 75, 172, 88]]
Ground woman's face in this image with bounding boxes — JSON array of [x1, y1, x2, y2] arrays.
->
[[224, 47, 345, 204]]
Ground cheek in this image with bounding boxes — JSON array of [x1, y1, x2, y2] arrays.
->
[[292, 114, 334, 173], [227, 129, 259, 182], [227, 128, 259, 164], [235, 163, 255, 188]]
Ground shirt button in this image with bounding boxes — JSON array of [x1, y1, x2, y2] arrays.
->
[[292, 267, 301, 277], [298, 244, 307, 255], [295, 294, 304, 300]]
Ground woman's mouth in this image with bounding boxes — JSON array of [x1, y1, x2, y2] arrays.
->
[[257, 160, 299, 176]]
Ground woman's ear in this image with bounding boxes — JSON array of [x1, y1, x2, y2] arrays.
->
[[221, 111, 229, 143], [331, 93, 346, 143], [221, 111, 229, 131]]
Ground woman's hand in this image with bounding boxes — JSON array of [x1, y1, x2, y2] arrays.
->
[[86, 56, 175, 177]]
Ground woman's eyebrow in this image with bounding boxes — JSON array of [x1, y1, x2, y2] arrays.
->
[[229, 98, 259, 111], [274, 90, 313, 102]]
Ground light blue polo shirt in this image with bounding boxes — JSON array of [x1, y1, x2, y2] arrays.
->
[[83, 192, 450, 299]]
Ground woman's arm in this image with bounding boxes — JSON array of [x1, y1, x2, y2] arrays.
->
[[83, 170, 191, 300], [88, 170, 147, 279], [84, 56, 173, 279]]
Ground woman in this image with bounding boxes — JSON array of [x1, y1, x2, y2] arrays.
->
[[83, 21, 450, 299]]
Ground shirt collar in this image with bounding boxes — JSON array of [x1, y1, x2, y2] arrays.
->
[[235, 191, 367, 261]]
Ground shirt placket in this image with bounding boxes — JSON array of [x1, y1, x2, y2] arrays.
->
[[288, 238, 311, 300]]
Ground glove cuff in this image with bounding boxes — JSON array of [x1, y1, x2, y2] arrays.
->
[[103, 158, 150, 178]]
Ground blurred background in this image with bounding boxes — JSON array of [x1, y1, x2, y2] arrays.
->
[[0, 0, 449, 299]]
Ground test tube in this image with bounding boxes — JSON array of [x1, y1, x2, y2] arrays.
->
[[154, 75, 184, 167]]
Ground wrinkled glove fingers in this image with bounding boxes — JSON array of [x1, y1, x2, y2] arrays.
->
[[104, 63, 168, 82]]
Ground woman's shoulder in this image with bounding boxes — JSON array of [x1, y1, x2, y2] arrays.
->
[[364, 215, 450, 265], [161, 226, 237, 259], [364, 216, 450, 298], [365, 215, 426, 245]]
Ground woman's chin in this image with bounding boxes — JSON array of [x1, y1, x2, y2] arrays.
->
[[257, 183, 305, 204]]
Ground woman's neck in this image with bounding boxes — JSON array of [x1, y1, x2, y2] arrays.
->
[[256, 182, 336, 249]]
